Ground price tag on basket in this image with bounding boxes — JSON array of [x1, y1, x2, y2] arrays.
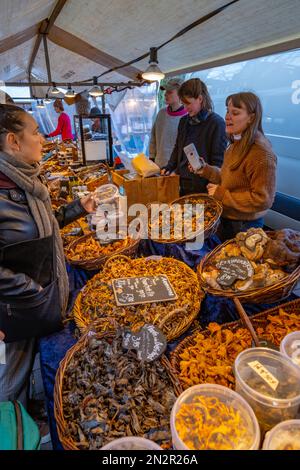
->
[[217, 256, 254, 287], [112, 275, 177, 306], [122, 324, 167, 362]]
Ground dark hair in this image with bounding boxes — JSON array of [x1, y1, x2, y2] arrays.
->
[[178, 78, 213, 112], [53, 99, 64, 111], [0, 104, 27, 151], [90, 106, 101, 116], [226, 92, 264, 159]]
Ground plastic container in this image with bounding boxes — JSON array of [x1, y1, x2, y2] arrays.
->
[[280, 331, 300, 368], [100, 437, 162, 450], [93, 184, 119, 205], [170, 384, 260, 450], [234, 347, 300, 433], [262, 420, 300, 450]]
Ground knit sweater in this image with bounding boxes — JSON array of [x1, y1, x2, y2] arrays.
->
[[149, 106, 187, 168], [48, 112, 73, 141], [202, 133, 277, 221]]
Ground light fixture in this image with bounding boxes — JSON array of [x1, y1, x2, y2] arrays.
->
[[89, 76, 103, 97], [142, 47, 165, 81], [65, 84, 76, 98], [44, 93, 52, 104], [36, 100, 45, 109], [50, 82, 60, 94]]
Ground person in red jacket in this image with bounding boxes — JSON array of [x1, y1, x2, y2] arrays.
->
[[46, 99, 73, 141]]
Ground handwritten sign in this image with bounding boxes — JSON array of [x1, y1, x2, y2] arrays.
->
[[112, 275, 177, 306], [217, 256, 254, 287], [122, 324, 167, 362], [248, 360, 279, 391]]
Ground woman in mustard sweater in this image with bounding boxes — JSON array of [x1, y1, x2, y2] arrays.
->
[[190, 92, 277, 241]]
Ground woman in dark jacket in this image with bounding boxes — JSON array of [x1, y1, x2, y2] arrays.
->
[[162, 78, 227, 196], [0, 104, 95, 405]]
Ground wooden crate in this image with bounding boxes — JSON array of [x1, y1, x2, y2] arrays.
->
[[111, 170, 179, 207]]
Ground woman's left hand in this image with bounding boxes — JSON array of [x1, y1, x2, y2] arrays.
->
[[207, 183, 218, 196], [80, 193, 97, 213]]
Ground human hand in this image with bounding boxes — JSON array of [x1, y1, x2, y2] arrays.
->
[[161, 168, 170, 176], [207, 183, 218, 196], [188, 158, 206, 175], [80, 193, 97, 213]]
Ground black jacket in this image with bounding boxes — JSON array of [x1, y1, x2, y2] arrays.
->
[[165, 112, 227, 194], [0, 185, 86, 298]]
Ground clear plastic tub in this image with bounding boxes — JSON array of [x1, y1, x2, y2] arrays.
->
[[170, 384, 260, 450], [263, 419, 300, 450], [280, 331, 300, 369], [100, 437, 162, 450], [234, 347, 300, 433], [93, 184, 119, 205]]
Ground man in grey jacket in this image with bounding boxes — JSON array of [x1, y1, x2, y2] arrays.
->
[[149, 78, 187, 168]]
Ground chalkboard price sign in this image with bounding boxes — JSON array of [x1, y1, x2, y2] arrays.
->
[[217, 256, 254, 287], [112, 275, 177, 306], [122, 324, 167, 362]]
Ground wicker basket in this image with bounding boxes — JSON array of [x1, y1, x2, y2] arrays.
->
[[73, 255, 203, 339], [65, 232, 140, 270], [171, 297, 300, 389], [197, 236, 300, 304], [54, 329, 182, 450], [148, 193, 222, 244]]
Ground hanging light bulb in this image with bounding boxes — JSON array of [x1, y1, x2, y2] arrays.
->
[[50, 82, 60, 94], [89, 76, 103, 97], [44, 93, 52, 104], [65, 84, 76, 98], [142, 47, 165, 81]]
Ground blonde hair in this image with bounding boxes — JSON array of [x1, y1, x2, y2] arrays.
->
[[178, 78, 213, 112], [226, 92, 264, 160]]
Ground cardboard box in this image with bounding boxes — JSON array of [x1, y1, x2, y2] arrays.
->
[[111, 170, 179, 208]]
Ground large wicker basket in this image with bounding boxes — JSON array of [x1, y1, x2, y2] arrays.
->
[[148, 193, 222, 244], [73, 255, 203, 339], [197, 236, 300, 304], [171, 297, 300, 389], [65, 232, 140, 270], [54, 329, 182, 450]]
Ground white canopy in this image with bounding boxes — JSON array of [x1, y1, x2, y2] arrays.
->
[[1, 0, 300, 89]]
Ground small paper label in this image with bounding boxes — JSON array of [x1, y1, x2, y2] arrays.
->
[[0, 341, 6, 365], [248, 360, 279, 391]]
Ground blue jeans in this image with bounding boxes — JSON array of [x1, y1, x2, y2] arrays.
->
[[218, 217, 264, 242]]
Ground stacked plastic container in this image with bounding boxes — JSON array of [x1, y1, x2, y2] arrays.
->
[[170, 384, 260, 450], [234, 348, 300, 433]]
